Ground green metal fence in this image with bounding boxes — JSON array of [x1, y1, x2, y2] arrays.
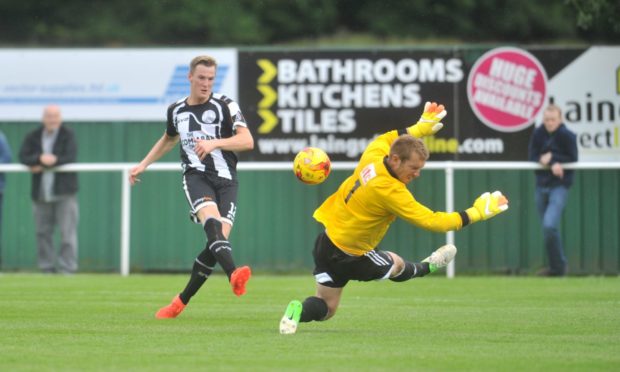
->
[[1, 122, 619, 274]]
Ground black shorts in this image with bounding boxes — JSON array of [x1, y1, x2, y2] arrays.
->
[[312, 232, 394, 288], [182, 169, 238, 226]]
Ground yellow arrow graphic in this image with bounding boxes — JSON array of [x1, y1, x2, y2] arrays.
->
[[257, 85, 277, 108], [257, 59, 277, 84], [257, 109, 278, 134]]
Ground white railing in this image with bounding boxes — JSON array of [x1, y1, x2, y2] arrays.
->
[[2, 161, 619, 277]]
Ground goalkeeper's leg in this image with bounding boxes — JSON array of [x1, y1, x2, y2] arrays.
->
[[388, 244, 457, 282], [280, 285, 342, 335]]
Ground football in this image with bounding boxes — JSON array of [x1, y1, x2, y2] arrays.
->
[[293, 147, 331, 185]]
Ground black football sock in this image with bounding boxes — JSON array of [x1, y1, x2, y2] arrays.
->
[[389, 261, 430, 282], [179, 247, 217, 305], [300, 296, 329, 322], [204, 218, 236, 279]]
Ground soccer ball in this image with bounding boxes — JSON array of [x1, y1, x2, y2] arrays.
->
[[293, 147, 331, 185]]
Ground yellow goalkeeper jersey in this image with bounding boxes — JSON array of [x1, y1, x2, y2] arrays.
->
[[313, 130, 464, 256]]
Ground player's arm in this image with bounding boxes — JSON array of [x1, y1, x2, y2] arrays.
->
[[462, 191, 509, 225], [383, 184, 465, 232], [194, 126, 254, 160], [129, 132, 179, 185], [359, 101, 447, 162], [406, 101, 447, 138], [384, 185, 509, 230]]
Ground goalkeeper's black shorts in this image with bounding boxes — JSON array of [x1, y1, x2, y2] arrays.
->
[[311, 231, 394, 288]]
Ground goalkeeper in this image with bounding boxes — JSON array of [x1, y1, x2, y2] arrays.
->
[[280, 102, 509, 335]]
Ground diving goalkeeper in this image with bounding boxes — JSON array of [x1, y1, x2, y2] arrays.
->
[[280, 102, 509, 334]]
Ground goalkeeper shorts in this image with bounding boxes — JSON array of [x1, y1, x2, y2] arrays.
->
[[311, 232, 394, 288]]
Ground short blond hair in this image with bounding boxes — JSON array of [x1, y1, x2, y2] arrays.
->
[[545, 104, 562, 118], [190, 55, 217, 74], [390, 135, 429, 161]]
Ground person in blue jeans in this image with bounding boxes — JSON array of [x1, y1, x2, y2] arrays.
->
[[528, 104, 578, 276]]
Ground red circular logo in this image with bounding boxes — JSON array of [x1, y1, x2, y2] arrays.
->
[[467, 47, 547, 132]]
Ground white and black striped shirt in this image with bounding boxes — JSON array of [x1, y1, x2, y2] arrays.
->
[[166, 93, 248, 181]]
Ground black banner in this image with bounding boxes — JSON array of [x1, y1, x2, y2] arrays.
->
[[238, 47, 615, 162]]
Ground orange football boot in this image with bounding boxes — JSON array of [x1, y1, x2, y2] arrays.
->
[[230, 266, 252, 296], [155, 295, 186, 319]]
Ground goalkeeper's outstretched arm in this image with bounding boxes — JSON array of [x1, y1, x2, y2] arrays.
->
[[461, 191, 510, 226], [406, 101, 447, 138]]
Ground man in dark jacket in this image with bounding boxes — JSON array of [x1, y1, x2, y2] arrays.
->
[[19, 105, 79, 274], [528, 104, 578, 277]]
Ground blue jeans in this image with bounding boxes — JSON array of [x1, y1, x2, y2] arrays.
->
[[0, 192, 3, 268], [535, 185, 569, 275]]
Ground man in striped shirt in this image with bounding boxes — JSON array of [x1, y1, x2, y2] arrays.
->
[[129, 55, 254, 318], [280, 102, 509, 334]]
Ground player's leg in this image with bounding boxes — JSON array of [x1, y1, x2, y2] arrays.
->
[[388, 252, 427, 281], [313, 284, 343, 320], [388, 244, 457, 282], [280, 284, 342, 335], [156, 211, 219, 319], [155, 173, 220, 318], [280, 232, 346, 334], [197, 206, 236, 277], [173, 204, 221, 305], [197, 206, 251, 296], [211, 178, 251, 295], [388, 252, 432, 281]]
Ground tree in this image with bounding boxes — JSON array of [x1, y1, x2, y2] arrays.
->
[[567, 0, 620, 40]]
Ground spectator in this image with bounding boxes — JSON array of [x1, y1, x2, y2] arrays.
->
[[528, 104, 578, 277], [19, 105, 79, 274], [0, 129, 12, 268]]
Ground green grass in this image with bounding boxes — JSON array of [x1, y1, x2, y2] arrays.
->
[[0, 274, 618, 371]]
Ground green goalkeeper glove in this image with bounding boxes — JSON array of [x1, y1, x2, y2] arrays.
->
[[465, 191, 509, 223], [408, 101, 447, 138]]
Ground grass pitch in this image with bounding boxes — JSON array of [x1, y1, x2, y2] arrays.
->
[[0, 274, 618, 371]]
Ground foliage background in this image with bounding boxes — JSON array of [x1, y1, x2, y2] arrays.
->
[[0, 0, 618, 46]]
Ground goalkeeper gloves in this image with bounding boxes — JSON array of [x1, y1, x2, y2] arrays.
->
[[408, 101, 447, 138], [465, 191, 509, 223]]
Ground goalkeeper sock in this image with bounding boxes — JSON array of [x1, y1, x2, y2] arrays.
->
[[389, 261, 430, 282], [300, 296, 328, 322], [179, 247, 217, 305], [204, 218, 236, 279]]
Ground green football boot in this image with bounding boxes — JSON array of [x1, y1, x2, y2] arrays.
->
[[279, 300, 303, 335]]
